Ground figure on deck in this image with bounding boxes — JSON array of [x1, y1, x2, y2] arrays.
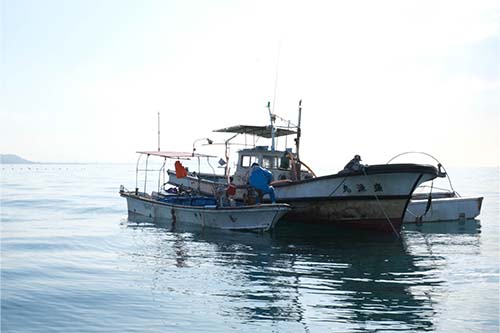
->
[[341, 154, 364, 173], [248, 163, 276, 204]]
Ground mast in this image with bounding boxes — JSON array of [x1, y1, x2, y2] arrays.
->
[[295, 100, 302, 160], [294, 100, 302, 180], [267, 101, 276, 151], [157, 111, 160, 152], [224, 133, 239, 183]]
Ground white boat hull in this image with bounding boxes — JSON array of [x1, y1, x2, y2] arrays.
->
[[169, 164, 439, 232], [121, 192, 290, 231], [404, 196, 483, 223]]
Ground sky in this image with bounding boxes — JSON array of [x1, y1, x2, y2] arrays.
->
[[1, 0, 499, 169]]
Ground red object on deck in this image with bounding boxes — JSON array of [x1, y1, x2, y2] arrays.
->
[[226, 184, 237, 196], [175, 160, 188, 178]]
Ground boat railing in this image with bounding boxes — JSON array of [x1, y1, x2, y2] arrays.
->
[[387, 151, 457, 195]]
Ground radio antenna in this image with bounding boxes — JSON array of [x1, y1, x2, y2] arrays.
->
[[157, 111, 160, 152], [272, 41, 281, 114]]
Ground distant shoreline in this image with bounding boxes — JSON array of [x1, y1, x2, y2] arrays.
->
[[0, 161, 134, 165], [1, 154, 36, 164], [0, 154, 132, 165], [1, 154, 497, 168]]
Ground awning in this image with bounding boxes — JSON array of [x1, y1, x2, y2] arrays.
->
[[136, 151, 216, 159], [213, 125, 296, 138]]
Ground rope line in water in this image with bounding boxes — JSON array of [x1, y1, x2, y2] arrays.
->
[[362, 167, 400, 239]]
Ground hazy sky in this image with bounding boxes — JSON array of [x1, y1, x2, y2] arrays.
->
[[2, 0, 499, 169]]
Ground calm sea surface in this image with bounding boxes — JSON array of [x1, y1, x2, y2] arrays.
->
[[1, 164, 499, 332]]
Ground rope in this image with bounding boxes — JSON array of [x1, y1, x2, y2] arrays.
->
[[416, 184, 452, 193], [298, 160, 317, 178], [285, 152, 317, 179], [417, 180, 434, 222], [405, 208, 419, 218], [328, 177, 347, 197], [362, 167, 400, 238]]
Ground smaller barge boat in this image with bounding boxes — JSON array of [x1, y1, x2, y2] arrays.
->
[[404, 190, 483, 223], [120, 151, 290, 231]]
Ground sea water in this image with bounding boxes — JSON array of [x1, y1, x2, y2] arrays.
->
[[1, 164, 499, 332]]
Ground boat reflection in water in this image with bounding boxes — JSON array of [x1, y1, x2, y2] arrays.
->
[[403, 218, 481, 234], [124, 216, 481, 332]]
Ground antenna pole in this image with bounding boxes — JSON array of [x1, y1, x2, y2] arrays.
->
[[295, 100, 302, 160], [267, 101, 276, 151], [157, 111, 160, 152], [272, 42, 281, 114]]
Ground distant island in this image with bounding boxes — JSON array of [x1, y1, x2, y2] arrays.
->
[[0, 154, 36, 164]]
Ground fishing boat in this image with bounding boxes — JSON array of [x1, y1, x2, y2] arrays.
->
[[168, 101, 444, 233], [120, 151, 291, 232]]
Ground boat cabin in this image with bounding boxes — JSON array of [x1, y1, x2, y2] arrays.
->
[[213, 120, 315, 185], [232, 146, 314, 186]]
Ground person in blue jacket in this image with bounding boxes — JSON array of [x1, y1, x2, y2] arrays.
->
[[248, 162, 276, 204]]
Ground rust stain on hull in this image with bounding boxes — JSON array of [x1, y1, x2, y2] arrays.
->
[[283, 198, 406, 232]]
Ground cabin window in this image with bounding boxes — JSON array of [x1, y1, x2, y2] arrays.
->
[[261, 156, 279, 169], [241, 155, 257, 167]]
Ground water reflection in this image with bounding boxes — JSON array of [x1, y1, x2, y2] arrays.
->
[[123, 218, 481, 332], [403, 219, 481, 235]]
